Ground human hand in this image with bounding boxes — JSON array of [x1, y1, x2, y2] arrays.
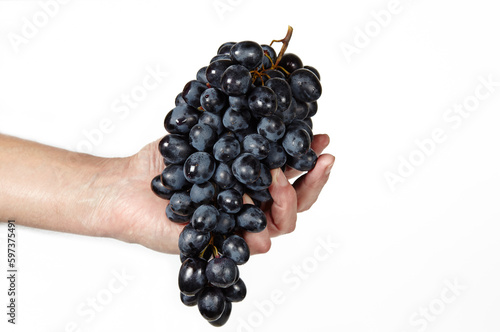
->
[[99, 134, 334, 255]]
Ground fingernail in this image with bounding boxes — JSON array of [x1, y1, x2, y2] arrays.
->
[[325, 161, 334, 175], [274, 168, 289, 187]]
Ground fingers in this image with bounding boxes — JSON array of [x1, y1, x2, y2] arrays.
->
[[266, 168, 298, 235], [284, 134, 330, 179], [293, 154, 335, 212]]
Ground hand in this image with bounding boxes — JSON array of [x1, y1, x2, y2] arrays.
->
[[100, 134, 334, 255]]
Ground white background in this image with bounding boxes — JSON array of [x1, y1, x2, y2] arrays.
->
[[1, 0, 499, 331]]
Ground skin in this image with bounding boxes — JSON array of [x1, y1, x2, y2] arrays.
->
[[0, 133, 334, 255]]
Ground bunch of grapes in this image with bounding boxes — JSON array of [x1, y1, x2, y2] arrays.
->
[[151, 26, 322, 326]]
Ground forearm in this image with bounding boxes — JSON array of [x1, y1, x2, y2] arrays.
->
[[0, 134, 120, 237]]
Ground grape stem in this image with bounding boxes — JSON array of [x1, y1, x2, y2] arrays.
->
[[270, 25, 293, 69]]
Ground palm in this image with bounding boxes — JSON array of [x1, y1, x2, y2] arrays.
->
[[109, 134, 333, 255]]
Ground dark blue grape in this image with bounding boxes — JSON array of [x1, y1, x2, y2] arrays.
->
[[180, 292, 199, 307], [209, 301, 231, 327], [214, 212, 235, 235], [242, 133, 270, 160], [228, 95, 248, 111], [246, 163, 271, 191], [256, 115, 285, 142], [189, 123, 217, 152], [246, 188, 272, 202], [294, 99, 309, 121], [213, 162, 237, 189], [184, 152, 216, 184], [206, 59, 233, 89], [222, 235, 249, 265], [151, 175, 174, 200], [236, 204, 267, 233], [263, 141, 287, 169], [218, 42, 236, 55], [217, 189, 243, 214], [248, 86, 277, 117], [159, 134, 193, 165], [191, 204, 219, 233], [200, 88, 227, 114], [182, 80, 207, 108], [230, 41, 263, 70], [164, 104, 200, 134], [166, 204, 191, 223], [161, 164, 190, 191], [213, 136, 241, 163], [222, 107, 251, 131], [232, 153, 261, 184], [287, 148, 318, 172], [178, 224, 211, 257], [222, 278, 247, 302], [205, 257, 239, 288], [282, 128, 311, 157], [289, 68, 322, 103], [278, 53, 303, 73], [211, 54, 231, 62], [178, 257, 207, 296], [169, 191, 195, 216], [190, 181, 216, 204], [288, 120, 313, 142], [221, 65, 252, 96], [304, 65, 321, 80], [303, 117, 313, 129], [198, 111, 224, 135], [306, 101, 318, 117], [175, 92, 186, 106], [198, 287, 226, 321], [196, 66, 208, 84], [265, 78, 292, 113]]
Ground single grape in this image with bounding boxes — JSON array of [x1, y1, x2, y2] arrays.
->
[[180, 292, 199, 307], [213, 135, 241, 163], [282, 128, 311, 157], [222, 107, 251, 131], [228, 95, 249, 111], [304, 65, 321, 80], [262, 141, 287, 169], [151, 175, 174, 200], [230, 41, 264, 70], [213, 212, 236, 235], [206, 59, 233, 89], [198, 111, 224, 135], [261, 44, 277, 69], [166, 204, 191, 223], [190, 182, 216, 205], [189, 123, 218, 152], [232, 153, 261, 184], [221, 64, 252, 96], [287, 148, 318, 172], [217, 41, 236, 55], [159, 134, 194, 165], [289, 68, 322, 103], [236, 204, 267, 233], [182, 80, 207, 108], [245, 163, 272, 191], [222, 278, 247, 302], [256, 115, 286, 142], [242, 133, 270, 160], [178, 224, 211, 257], [169, 191, 195, 216], [179, 257, 207, 296], [198, 287, 226, 322], [191, 204, 219, 233], [196, 66, 208, 84], [205, 257, 239, 288], [278, 53, 303, 73], [164, 104, 200, 134], [200, 88, 227, 114], [265, 78, 292, 113], [248, 86, 277, 117], [213, 162, 237, 189], [217, 189, 243, 214], [209, 301, 232, 327], [183, 152, 216, 184], [161, 164, 190, 191], [222, 235, 250, 265]]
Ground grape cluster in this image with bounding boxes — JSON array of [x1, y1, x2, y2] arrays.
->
[[151, 27, 321, 326]]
